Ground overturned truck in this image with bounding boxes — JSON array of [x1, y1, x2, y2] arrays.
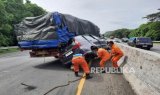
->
[[15, 12, 100, 57]]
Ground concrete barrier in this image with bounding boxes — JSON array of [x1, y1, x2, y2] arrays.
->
[[117, 43, 160, 95]]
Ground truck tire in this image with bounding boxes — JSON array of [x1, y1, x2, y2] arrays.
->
[[147, 47, 151, 50]]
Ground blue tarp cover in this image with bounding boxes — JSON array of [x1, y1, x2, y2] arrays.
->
[[15, 12, 100, 49]]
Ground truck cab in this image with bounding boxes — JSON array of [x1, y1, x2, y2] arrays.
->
[[128, 37, 153, 50]]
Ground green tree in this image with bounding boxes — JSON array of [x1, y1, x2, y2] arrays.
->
[[129, 22, 160, 40], [104, 9, 160, 41], [104, 28, 131, 38], [144, 9, 160, 22], [25, 2, 46, 16], [0, 0, 46, 46]]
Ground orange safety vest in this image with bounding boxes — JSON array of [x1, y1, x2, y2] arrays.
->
[[97, 48, 111, 61], [111, 44, 123, 56]]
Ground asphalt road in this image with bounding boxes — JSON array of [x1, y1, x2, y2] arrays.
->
[[0, 51, 135, 95], [0, 51, 79, 95], [150, 44, 160, 54]]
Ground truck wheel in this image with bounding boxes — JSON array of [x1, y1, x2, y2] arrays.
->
[[54, 56, 59, 58], [136, 45, 140, 48], [147, 47, 151, 50]]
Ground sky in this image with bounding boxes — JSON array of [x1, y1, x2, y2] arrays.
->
[[29, 0, 160, 33]]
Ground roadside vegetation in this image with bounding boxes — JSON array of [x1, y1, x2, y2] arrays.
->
[[153, 41, 160, 44], [0, 48, 19, 55], [104, 28, 132, 38], [0, 0, 46, 47], [104, 9, 160, 41]]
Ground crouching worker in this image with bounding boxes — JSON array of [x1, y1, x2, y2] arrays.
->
[[108, 41, 123, 68], [72, 53, 92, 79], [90, 46, 111, 72]]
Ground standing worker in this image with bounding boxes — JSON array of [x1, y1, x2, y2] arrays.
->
[[108, 41, 123, 68], [72, 53, 92, 79], [90, 46, 111, 69]]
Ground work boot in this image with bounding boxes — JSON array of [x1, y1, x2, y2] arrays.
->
[[118, 67, 121, 73], [86, 73, 92, 79], [75, 72, 79, 77], [102, 70, 106, 73]]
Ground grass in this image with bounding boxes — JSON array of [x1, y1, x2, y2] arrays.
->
[[153, 43, 160, 45], [0, 48, 19, 55]]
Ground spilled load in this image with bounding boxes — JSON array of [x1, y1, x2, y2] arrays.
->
[[15, 12, 100, 57]]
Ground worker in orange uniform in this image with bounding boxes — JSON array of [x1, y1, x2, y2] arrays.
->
[[72, 53, 92, 79], [91, 46, 111, 69], [108, 41, 123, 68]]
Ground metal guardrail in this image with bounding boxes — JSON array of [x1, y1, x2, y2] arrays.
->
[[0, 46, 18, 50], [153, 41, 160, 43]]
